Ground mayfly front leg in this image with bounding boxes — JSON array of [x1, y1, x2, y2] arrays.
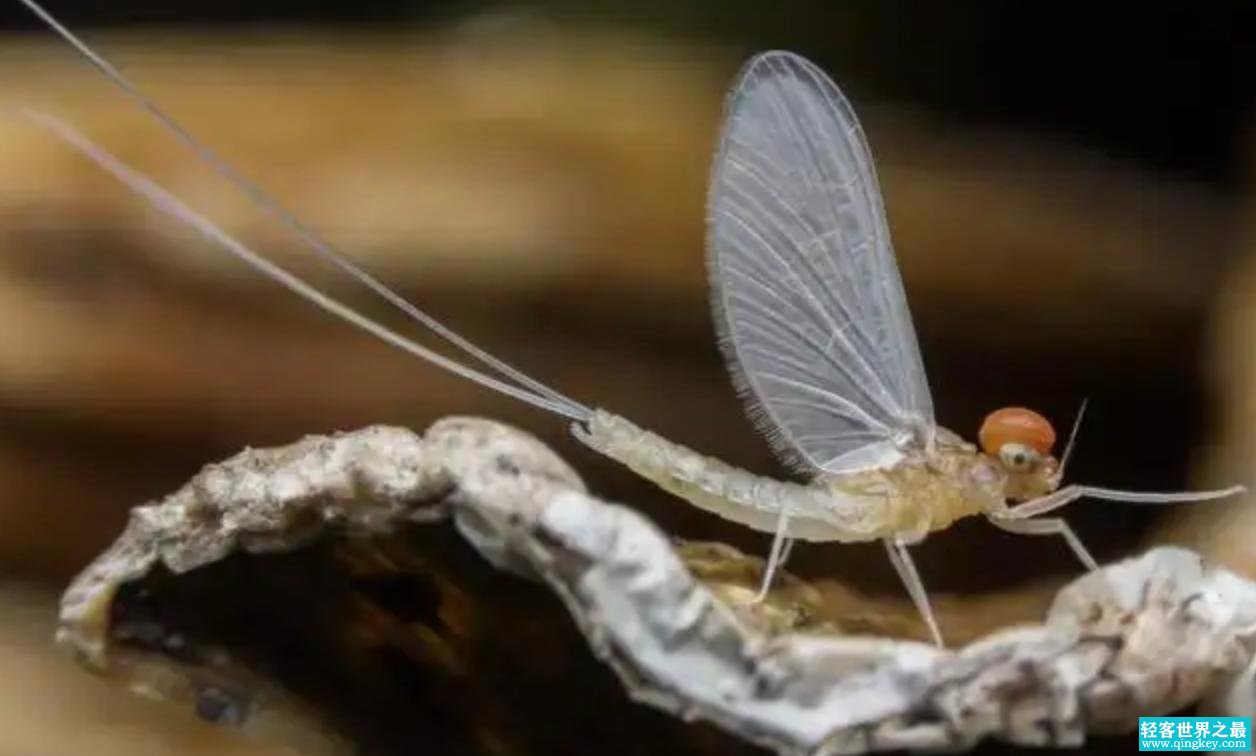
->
[[985, 512, 1097, 571], [1009, 483, 1245, 519], [990, 481, 1246, 570]]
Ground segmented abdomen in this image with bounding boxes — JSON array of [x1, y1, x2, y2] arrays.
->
[[574, 410, 897, 542]]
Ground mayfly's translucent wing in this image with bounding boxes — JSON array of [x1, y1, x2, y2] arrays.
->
[[708, 51, 934, 474]]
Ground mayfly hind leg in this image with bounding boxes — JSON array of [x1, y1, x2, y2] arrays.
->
[[985, 513, 1097, 571], [883, 536, 944, 647], [779, 537, 796, 566], [754, 504, 794, 602]]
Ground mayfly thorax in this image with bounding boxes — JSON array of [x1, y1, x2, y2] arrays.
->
[[15, 0, 1246, 646]]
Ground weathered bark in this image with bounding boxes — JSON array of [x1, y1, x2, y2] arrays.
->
[[59, 419, 1256, 755]]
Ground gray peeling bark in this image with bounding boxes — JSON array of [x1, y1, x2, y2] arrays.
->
[[57, 419, 1256, 755]]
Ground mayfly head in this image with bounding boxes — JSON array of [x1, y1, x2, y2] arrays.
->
[[978, 407, 1060, 501]]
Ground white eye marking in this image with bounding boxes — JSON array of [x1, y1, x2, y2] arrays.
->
[[999, 442, 1040, 472]]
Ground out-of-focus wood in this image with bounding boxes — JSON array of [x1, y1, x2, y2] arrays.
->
[[0, 585, 301, 756], [0, 35, 1231, 322], [1158, 177, 1256, 575], [0, 36, 1237, 560]]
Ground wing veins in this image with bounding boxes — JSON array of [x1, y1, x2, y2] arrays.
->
[[715, 188, 889, 387], [707, 51, 935, 475], [733, 299, 898, 419], [759, 371, 892, 433], [717, 208, 899, 413]]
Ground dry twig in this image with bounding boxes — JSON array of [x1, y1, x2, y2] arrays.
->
[[59, 419, 1256, 754]]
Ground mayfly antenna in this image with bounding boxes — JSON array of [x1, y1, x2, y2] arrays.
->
[[1057, 398, 1087, 481], [15, 107, 588, 422], [16, 0, 591, 421]]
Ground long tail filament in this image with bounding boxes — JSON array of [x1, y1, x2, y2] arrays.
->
[[15, 0, 592, 423]]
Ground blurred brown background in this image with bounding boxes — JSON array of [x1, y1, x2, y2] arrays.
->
[[0, 1, 1252, 753]]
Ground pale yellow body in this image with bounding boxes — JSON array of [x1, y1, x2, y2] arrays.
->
[[576, 410, 1010, 543]]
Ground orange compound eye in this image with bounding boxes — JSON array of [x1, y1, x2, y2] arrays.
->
[[978, 407, 1056, 457]]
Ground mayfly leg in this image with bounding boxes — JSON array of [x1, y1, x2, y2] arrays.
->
[[985, 513, 1098, 571], [753, 536, 795, 600], [991, 482, 1246, 571], [754, 505, 793, 602], [778, 538, 796, 568], [883, 537, 943, 647], [1006, 483, 1246, 520]]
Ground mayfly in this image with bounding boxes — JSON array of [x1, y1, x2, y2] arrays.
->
[[16, 0, 1245, 646]]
